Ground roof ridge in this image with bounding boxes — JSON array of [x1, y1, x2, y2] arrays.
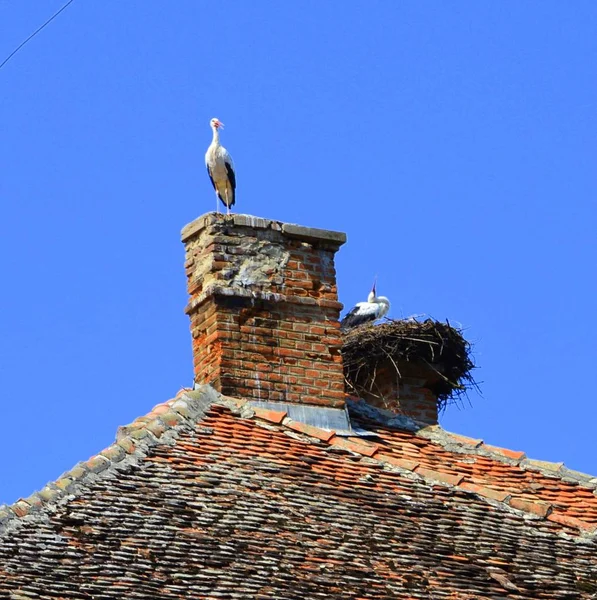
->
[[240, 399, 596, 537], [2, 388, 595, 539], [347, 398, 597, 491], [422, 428, 597, 489], [0, 385, 218, 535]]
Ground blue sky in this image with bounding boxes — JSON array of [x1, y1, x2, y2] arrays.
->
[[1, 1, 595, 504]]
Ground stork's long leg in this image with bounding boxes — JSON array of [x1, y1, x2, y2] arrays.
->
[[216, 193, 219, 214], [226, 189, 231, 215]]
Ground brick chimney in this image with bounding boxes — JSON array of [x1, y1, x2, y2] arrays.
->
[[350, 361, 443, 425], [182, 213, 346, 409]]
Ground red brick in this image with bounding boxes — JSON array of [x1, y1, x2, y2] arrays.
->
[[286, 331, 305, 341], [290, 287, 308, 297], [303, 396, 345, 408], [296, 342, 312, 351], [288, 367, 305, 376], [277, 348, 303, 359], [309, 326, 326, 336], [305, 369, 322, 378]]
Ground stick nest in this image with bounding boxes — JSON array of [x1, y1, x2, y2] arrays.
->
[[341, 318, 477, 411]]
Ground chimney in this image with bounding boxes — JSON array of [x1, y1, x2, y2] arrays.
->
[[182, 213, 346, 409], [348, 362, 443, 425]]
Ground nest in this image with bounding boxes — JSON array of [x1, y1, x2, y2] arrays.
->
[[341, 318, 477, 412]]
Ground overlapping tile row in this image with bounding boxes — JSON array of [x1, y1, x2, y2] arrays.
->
[[0, 387, 216, 528], [1, 391, 596, 599], [341, 401, 597, 530]]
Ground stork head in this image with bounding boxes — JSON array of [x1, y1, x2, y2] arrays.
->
[[210, 118, 224, 130]]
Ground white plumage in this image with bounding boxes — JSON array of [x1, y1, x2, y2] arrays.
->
[[341, 282, 390, 330], [205, 117, 236, 214]]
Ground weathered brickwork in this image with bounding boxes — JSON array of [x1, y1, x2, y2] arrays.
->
[[182, 213, 346, 408], [349, 359, 441, 425], [355, 360, 441, 425]]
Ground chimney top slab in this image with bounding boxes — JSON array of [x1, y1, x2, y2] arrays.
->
[[181, 212, 346, 247]]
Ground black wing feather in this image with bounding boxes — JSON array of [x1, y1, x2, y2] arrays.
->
[[225, 161, 236, 207], [340, 307, 376, 330]]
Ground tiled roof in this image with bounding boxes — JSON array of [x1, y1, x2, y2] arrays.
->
[[350, 399, 597, 532], [1, 387, 596, 598]]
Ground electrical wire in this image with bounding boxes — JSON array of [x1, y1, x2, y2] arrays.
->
[[0, 0, 77, 71]]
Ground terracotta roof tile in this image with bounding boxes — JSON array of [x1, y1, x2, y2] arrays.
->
[[508, 497, 553, 518], [0, 386, 595, 599], [458, 481, 511, 502], [252, 407, 287, 424], [480, 444, 526, 461], [348, 400, 597, 529], [284, 418, 335, 441], [328, 435, 379, 457], [523, 458, 565, 473], [414, 466, 464, 487], [446, 433, 484, 447], [376, 454, 420, 471], [548, 511, 597, 533]]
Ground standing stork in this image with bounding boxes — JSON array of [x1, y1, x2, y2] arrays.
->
[[341, 281, 391, 330], [205, 117, 236, 214]]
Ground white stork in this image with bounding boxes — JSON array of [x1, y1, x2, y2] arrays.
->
[[341, 282, 391, 330], [205, 117, 236, 214]]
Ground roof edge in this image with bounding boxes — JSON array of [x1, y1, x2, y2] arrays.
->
[[0, 385, 219, 535], [347, 398, 597, 491]]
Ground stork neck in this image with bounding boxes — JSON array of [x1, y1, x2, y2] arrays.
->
[[211, 127, 220, 145]]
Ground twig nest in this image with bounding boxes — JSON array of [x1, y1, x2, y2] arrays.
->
[[341, 318, 476, 411]]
